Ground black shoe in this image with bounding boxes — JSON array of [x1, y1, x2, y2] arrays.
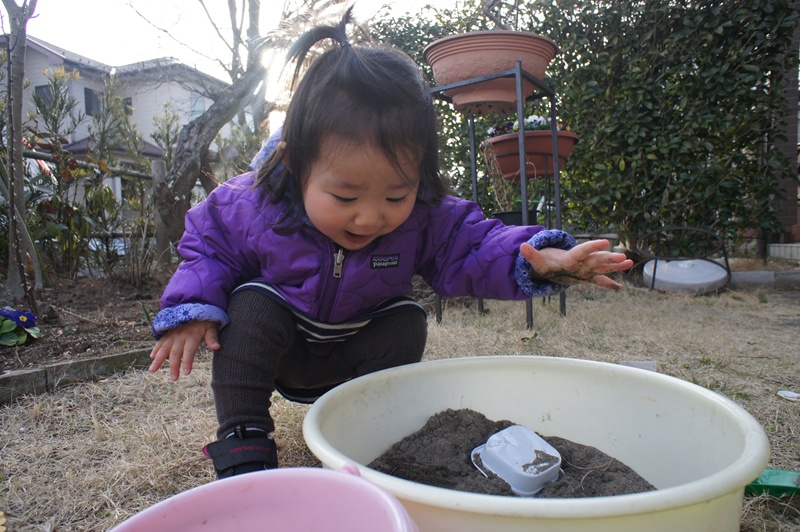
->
[[203, 426, 278, 479]]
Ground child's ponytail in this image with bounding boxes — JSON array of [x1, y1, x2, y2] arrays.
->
[[286, 6, 356, 89], [256, 6, 448, 210]]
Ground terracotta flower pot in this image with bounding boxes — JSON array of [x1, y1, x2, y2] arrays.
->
[[423, 30, 558, 115], [482, 130, 579, 180]]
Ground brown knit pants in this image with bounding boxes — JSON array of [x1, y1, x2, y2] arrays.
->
[[211, 289, 427, 438]]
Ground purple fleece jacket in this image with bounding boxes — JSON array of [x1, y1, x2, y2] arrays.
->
[[153, 173, 576, 337]]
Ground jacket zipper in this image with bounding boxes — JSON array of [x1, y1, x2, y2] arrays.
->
[[320, 244, 345, 321], [333, 247, 345, 278]]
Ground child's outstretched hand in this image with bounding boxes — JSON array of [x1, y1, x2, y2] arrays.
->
[[520, 239, 634, 290], [149, 320, 220, 381]]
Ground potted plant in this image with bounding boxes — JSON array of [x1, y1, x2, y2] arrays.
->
[[482, 114, 578, 181], [487, 175, 542, 227], [423, 30, 558, 115]]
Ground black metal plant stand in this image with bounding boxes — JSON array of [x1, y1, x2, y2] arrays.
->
[[430, 60, 566, 329], [634, 226, 731, 290]]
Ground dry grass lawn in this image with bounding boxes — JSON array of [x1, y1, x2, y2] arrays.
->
[[1, 283, 799, 530]]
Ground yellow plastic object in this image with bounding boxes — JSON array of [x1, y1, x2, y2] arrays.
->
[[304, 356, 769, 532]]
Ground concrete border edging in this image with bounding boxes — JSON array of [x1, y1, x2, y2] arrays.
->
[[774, 270, 800, 289], [730, 270, 800, 289], [0, 348, 151, 405], [730, 271, 776, 289]]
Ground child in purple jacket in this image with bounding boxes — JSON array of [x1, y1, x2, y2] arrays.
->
[[149, 9, 633, 478]]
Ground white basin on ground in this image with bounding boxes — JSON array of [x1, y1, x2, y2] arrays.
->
[[643, 258, 729, 294], [303, 355, 769, 532]]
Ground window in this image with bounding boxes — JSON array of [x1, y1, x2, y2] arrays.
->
[[123, 97, 133, 116], [34, 85, 54, 108], [85, 88, 103, 116]]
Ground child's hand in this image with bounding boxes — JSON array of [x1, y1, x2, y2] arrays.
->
[[149, 320, 220, 381], [520, 239, 634, 290]]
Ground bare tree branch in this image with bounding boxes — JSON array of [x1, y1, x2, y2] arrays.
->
[[155, 61, 268, 245], [124, 0, 233, 78], [151, 0, 353, 251]]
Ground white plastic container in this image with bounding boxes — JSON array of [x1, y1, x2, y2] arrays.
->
[[473, 425, 561, 496], [643, 259, 729, 294], [303, 356, 769, 532]]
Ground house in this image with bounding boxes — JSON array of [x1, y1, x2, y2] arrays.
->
[[1, 34, 232, 201], [17, 35, 229, 148]]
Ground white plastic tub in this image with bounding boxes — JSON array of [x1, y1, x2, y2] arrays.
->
[[303, 356, 769, 532]]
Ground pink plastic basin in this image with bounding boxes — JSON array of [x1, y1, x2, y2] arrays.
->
[[111, 466, 418, 531]]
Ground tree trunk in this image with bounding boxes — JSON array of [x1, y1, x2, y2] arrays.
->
[[151, 159, 172, 268], [154, 63, 267, 250], [0, 177, 45, 297], [152, 0, 351, 255], [774, 0, 800, 243], [2, 0, 40, 306]]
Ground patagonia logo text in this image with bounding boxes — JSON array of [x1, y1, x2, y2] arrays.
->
[[371, 255, 400, 269]]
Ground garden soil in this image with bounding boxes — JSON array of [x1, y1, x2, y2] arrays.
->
[[0, 272, 168, 373], [369, 408, 656, 498]]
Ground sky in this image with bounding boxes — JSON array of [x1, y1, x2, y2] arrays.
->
[[11, 0, 448, 82]]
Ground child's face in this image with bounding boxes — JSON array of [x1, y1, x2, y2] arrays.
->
[[303, 136, 420, 251]]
